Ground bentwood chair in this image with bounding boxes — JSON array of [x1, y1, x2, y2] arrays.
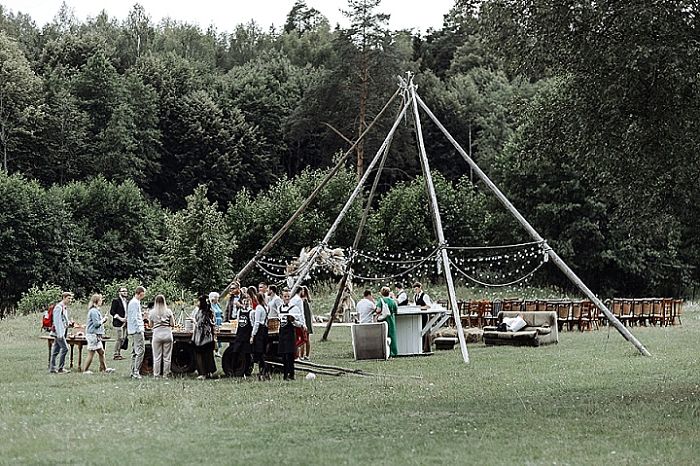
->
[[556, 301, 571, 332], [570, 301, 582, 331], [672, 299, 684, 325], [578, 300, 597, 331], [650, 299, 664, 326], [620, 299, 634, 327], [662, 298, 674, 326]]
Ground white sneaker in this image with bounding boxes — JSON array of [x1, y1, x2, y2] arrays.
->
[[131, 374, 142, 379], [105, 368, 115, 373], [83, 370, 93, 375]]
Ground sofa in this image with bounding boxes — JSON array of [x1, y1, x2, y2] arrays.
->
[[482, 311, 559, 347]]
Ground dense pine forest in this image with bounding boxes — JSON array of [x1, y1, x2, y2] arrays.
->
[[1, 0, 698, 311]]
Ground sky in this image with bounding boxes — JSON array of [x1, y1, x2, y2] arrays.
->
[[2, 0, 456, 34]]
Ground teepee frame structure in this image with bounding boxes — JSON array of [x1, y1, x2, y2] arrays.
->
[[223, 73, 651, 363]]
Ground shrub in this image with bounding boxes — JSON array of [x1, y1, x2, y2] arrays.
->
[[226, 166, 362, 277], [164, 186, 234, 294], [0, 172, 72, 308], [16, 283, 63, 316]]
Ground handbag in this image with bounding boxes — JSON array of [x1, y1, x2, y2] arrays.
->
[[121, 335, 129, 350], [376, 299, 391, 322]]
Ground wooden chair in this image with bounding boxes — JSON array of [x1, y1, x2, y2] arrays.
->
[[638, 299, 652, 327], [556, 301, 571, 332], [459, 301, 471, 328], [468, 301, 481, 328], [590, 303, 601, 329], [650, 299, 664, 326], [610, 299, 622, 323], [570, 301, 582, 331], [672, 299, 684, 325], [662, 298, 674, 326], [504, 299, 523, 313], [620, 299, 634, 327], [483, 300, 498, 327], [578, 300, 598, 331], [524, 300, 537, 312]]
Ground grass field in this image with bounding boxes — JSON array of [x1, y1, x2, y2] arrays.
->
[[1, 304, 699, 465]]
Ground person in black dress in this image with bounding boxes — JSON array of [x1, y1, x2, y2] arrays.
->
[[278, 289, 304, 380], [412, 282, 433, 353], [192, 295, 217, 379], [250, 292, 270, 380], [231, 295, 254, 377]]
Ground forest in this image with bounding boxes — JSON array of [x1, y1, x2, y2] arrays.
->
[[1, 0, 698, 311]]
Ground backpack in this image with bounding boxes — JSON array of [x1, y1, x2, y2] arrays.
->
[[42, 303, 56, 331]]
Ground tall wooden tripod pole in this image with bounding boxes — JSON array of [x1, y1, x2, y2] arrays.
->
[[322, 119, 396, 341], [220, 89, 401, 299], [409, 83, 470, 364], [288, 97, 412, 296], [414, 93, 651, 357]]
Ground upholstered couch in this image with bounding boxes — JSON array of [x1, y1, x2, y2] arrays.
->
[[483, 311, 559, 347]]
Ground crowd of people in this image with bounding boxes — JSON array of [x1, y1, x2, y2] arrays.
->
[[47, 280, 432, 378], [47, 282, 315, 381], [354, 282, 431, 357]]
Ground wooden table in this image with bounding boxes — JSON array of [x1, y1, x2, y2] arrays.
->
[[141, 329, 279, 376], [41, 335, 111, 372]]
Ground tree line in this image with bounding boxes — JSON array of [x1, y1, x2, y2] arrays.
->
[[0, 0, 698, 310]]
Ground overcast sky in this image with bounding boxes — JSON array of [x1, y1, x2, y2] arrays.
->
[[2, 0, 455, 34]]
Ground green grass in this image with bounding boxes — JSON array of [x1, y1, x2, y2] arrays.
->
[[1, 304, 699, 465]]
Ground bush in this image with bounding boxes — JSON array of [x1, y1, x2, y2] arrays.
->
[[226, 166, 362, 277], [16, 283, 63, 316], [0, 172, 72, 308], [59, 176, 166, 289], [97, 277, 195, 311], [164, 186, 234, 295]]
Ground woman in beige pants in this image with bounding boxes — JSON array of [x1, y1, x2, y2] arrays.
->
[[148, 295, 174, 378]]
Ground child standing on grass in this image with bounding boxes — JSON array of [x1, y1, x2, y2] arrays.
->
[[83, 294, 115, 374]]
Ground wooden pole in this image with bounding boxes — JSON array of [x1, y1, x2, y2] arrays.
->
[[409, 83, 470, 364], [288, 98, 412, 296], [415, 93, 651, 357], [322, 123, 395, 341], [220, 88, 401, 299]]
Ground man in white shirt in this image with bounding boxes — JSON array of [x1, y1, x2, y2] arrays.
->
[[356, 289, 377, 324], [267, 285, 283, 319], [394, 282, 408, 306], [49, 292, 74, 373], [412, 282, 432, 307], [412, 282, 432, 352], [258, 282, 269, 304], [127, 286, 146, 379], [289, 290, 306, 329], [110, 286, 129, 360]]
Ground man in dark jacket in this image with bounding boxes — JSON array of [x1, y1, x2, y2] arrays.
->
[[110, 286, 129, 360]]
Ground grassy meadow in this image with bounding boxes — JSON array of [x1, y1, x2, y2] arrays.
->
[[0, 303, 698, 465]]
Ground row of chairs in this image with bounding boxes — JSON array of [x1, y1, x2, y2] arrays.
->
[[448, 298, 684, 331], [604, 298, 684, 327]]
